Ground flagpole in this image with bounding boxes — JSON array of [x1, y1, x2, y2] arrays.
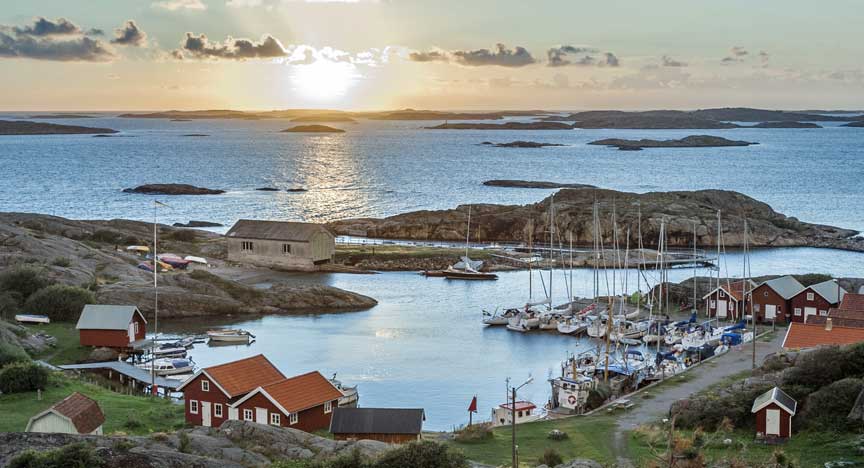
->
[[151, 201, 158, 394]]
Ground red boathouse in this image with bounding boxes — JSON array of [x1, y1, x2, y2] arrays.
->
[[75, 304, 147, 351]]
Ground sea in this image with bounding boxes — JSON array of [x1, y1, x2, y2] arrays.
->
[[1, 114, 863, 429]]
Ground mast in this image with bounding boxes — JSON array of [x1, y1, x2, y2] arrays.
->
[[692, 222, 698, 315], [465, 205, 471, 260], [527, 219, 533, 302], [548, 194, 554, 310]]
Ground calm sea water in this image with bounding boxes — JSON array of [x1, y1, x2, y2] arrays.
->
[[3, 115, 864, 429]]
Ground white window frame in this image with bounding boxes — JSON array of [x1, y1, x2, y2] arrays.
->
[[201, 380, 210, 392], [270, 413, 281, 426], [190, 400, 199, 414], [794, 308, 802, 316], [282, 243, 292, 255], [710, 300, 715, 308], [244, 409, 253, 421], [241, 241, 254, 252], [134, 322, 139, 335], [289, 412, 299, 425], [214, 403, 223, 417], [820, 309, 828, 316], [807, 292, 814, 301], [324, 401, 332, 414]]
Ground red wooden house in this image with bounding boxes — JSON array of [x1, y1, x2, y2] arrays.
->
[[789, 279, 846, 323], [703, 280, 755, 321], [75, 304, 147, 350], [749, 276, 804, 324], [752, 387, 796, 441]]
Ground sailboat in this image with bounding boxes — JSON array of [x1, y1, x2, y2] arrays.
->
[[443, 206, 498, 280]]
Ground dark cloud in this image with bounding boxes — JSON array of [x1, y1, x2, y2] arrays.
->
[[758, 50, 770, 65], [111, 20, 147, 47], [452, 44, 536, 67], [546, 45, 598, 67], [13, 17, 81, 36], [0, 31, 114, 61], [602, 52, 619, 67], [175, 32, 288, 60], [731, 46, 748, 57], [87, 28, 104, 36], [408, 50, 448, 63], [661, 55, 687, 67]]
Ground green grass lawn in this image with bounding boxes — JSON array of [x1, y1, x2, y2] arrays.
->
[[25, 322, 90, 365], [0, 372, 185, 434], [449, 415, 619, 466]]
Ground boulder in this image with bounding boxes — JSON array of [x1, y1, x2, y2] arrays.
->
[[89, 347, 120, 362]]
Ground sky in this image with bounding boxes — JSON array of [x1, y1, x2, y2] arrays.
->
[[1, 0, 863, 111]]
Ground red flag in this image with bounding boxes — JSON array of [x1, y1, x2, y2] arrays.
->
[[468, 396, 477, 413]]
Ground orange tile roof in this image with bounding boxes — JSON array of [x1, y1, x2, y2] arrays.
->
[[51, 392, 105, 434], [839, 293, 864, 313], [262, 371, 343, 413], [205, 355, 286, 398], [810, 315, 864, 328], [782, 322, 864, 349], [725, 280, 752, 301]]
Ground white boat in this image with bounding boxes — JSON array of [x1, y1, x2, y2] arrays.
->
[[330, 374, 359, 407], [557, 317, 587, 335], [538, 316, 560, 330], [136, 358, 195, 376], [506, 322, 530, 333], [482, 308, 518, 326], [153, 344, 187, 358], [184, 255, 208, 265], [587, 319, 608, 338], [14, 314, 50, 324], [207, 329, 254, 343]]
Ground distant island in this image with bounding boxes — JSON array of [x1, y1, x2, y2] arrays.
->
[[368, 110, 505, 120], [427, 122, 574, 130], [844, 121, 864, 128], [0, 120, 117, 135], [290, 114, 356, 123], [589, 135, 757, 150], [748, 121, 822, 128], [281, 125, 345, 133], [181, 133, 210, 137], [483, 180, 595, 189], [481, 141, 566, 148], [28, 114, 94, 119], [689, 107, 859, 122], [123, 184, 225, 195], [568, 111, 739, 129]]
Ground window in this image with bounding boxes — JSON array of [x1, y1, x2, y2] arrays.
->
[[241, 241, 254, 252], [517, 411, 523, 417], [282, 243, 292, 254], [270, 413, 281, 426], [710, 300, 715, 308], [244, 409, 253, 421], [201, 380, 210, 392], [807, 292, 814, 301], [214, 404, 223, 417], [794, 308, 802, 316], [134, 322, 139, 334], [324, 401, 332, 414], [820, 310, 828, 316], [289, 412, 299, 425], [730, 302, 735, 311], [764, 291, 768, 297], [190, 400, 199, 414], [754, 304, 760, 312]]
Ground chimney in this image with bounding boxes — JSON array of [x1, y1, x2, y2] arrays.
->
[[826, 317, 833, 331]]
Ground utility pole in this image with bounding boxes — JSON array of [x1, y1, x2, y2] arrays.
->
[[510, 377, 533, 468]]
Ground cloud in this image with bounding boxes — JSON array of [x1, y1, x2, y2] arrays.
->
[[546, 45, 598, 67], [758, 50, 770, 66], [226, 0, 263, 5], [722, 46, 750, 64], [661, 55, 687, 67], [731, 46, 748, 57], [153, 0, 207, 11], [174, 32, 288, 59], [408, 44, 535, 67], [602, 52, 619, 67], [12, 17, 81, 36], [111, 20, 147, 47], [87, 28, 104, 36], [408, 49, 448, 63], [0, 31, 114, 61]]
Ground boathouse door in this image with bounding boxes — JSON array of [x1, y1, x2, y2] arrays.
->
[[201, 402, 212, 427], [256, 407, 268, 424], [804, 307, 817, 322], [717, 300, 728, 318], [766, 409, 781, 435], [765, 304, 777, 320]]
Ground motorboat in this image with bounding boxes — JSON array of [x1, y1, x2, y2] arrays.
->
[[14, 314, 50, 324], [152, 344, 187, 358], [207, 329, 254, 343], [330, 374, 359, 407], [586, 318, 608, 338], [136, 358, 195, 376], [538, 315, 560, 330], [556, 317, 588, 335]]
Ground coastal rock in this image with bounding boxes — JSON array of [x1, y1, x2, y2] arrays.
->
[[181, 133, 209, 137], [690, 107, 860, 122], [172, 220, 223, 228], [255, 187, 279, 191], [426, 122, 574, 130], [281, 125, 345, 133], [749, 121, 822, 128], [483, 180, 595, 189], [589, 135, 757, 149], [328, 188, 863, 251], [88, 347, 120, 362], [0, 120, 118, 135], [481, 141, 566, 148], [122, 184, 225, 195], [286, 187, 308, 192], [29, 114, 94, 119]]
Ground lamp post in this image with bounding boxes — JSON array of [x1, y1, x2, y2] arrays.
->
[[511, 376, 533, 468]]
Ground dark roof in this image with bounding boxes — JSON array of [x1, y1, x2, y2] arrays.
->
[[329, 408, 425, 435], [38, 392, 105, 433], [226, 219, 333, 242]]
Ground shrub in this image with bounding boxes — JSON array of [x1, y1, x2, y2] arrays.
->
[[800, 378, 864, 431], [0, 267, 52, 302], [0, 341, 30, 368], [0, 361, 49, 393], [781, 346, 846, 391], [547, 429, 569, 441], [454, 423, 493, 443], [8, 442, 103, 468], [178, 431, 191, 453], [166, 229, 197, 242], [538, 447, 563, 466], [124, 414, 144, 430], [0, 291, 22, 318], [375, 441, 468, 468], [50, 257, 71, 268], [24, 285, 95, 322]]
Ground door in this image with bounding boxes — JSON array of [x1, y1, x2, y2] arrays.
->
[[255, 407, 268, 424], [804, 307, 817, 322], [766, 409, 780, 435], [201, 402, 212, 427], [717, 300, 728, 318], [765, 304, 777, 320], [128, 322, 135, 342], [228, 408, 238, 420]]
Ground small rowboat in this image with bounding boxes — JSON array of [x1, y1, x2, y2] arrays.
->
[[442, 270, 498, 280], [15, 314, 50, 324], [207, 329, 255, 343]]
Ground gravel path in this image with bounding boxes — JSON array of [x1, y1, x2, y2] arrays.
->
[[611, 332, 785, 467]]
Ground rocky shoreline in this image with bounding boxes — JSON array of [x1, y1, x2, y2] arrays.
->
[[480, 141, 566, 148]]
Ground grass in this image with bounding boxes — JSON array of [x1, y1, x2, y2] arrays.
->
[[26, 322, 91, 365], [0, 372, 185, 434], [448, 415, 619, 466]]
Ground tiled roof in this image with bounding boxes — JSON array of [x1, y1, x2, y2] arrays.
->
[[205, 355, 286, 398], [839, 293, 864, 313], [51, 392, 105, 434], [226, 219, 333, 242], [261, 371, 343, 413], [330, 408, 425, 435], [810, 314, 864, 328], [782, 322, 864, 349]]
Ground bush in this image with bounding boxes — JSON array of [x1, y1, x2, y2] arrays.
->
[[454, 423, 493, 443], [0, 341, 30, 368], [50, 257, 71, 268], [9, 442, 103, 468], [0, 267, 52, 302], [0, 361, 49, 393], [0, 291, 22, 318], [24, 285, 95, 322], [166, 229, 197, 242], [124, 414, 144, 430], [178, 431, 191, 453], [800, 378, 864, 431], [375, 441, 468, 468], [538, 447, 563, 466], [781, 346, 847, 391], [547, 429, 569, 441]]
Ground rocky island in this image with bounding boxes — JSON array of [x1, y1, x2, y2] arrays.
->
[[122, 184, 225, 195], [427, 121, 574, 130], [290, 113, 356, 123], [483, 180, 595, 189], [567, 111, 740, 129], [588, 135, 757, 150], [0, 120, 118, 135], [481, 141, 566, 148], [748, 121, 822, 128], [329, 187, 862, 251], [844, 121, 864, 128], [28, 114, 95, 119], [281, 125, 346, 133], [689, 107, 861, 122]]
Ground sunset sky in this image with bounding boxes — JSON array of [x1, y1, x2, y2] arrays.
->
[[2, 0, 863, 111]]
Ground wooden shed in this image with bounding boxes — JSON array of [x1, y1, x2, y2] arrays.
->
[[76, 304, 147, 350], [752, 387, 796, 441], [749, 276, 804, 324], [789, 279, 846, 323], [329, 407, 425, 444], [703, 279, 754, 321], [26, 392, 105, 435], [225, 219, 335, 271]]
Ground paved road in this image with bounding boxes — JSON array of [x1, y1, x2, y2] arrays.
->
[[612, 331, 784, 467]]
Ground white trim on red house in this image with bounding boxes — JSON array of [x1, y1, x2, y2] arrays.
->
[[228, 387, 293, 418], [781, 324, 793, 349], [751, 388, 797, 415], [175, 370, 232, 399]]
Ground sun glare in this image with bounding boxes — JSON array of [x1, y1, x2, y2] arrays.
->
[[290, 60, 359, 101]]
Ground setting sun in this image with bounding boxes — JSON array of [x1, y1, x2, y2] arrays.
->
[[290, 60, 359, 101]]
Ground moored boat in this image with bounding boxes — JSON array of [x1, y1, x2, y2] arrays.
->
[[207, 329, 254, 343], [330, 373, 359, 407], [14, 314, 50, 324], [136, 358, 195, 376]]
